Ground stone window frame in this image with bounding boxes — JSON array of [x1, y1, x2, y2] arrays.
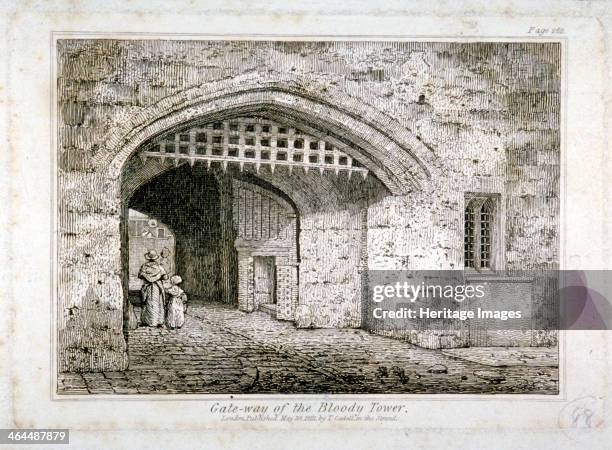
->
[[464, 193, 504, 273]]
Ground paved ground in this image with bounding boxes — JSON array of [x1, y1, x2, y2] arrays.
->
[[441, 347, 559, 367], [58, 303, 559, 395]]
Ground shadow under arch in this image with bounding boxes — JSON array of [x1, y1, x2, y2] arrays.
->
[[120, 159, 307, 322]]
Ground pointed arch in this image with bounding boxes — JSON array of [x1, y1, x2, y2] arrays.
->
[[100, 75, 435, 195]]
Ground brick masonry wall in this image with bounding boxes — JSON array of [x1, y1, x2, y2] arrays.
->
[[57, 40, 560, 371], [231, 178, 298, 317], [232, 180, 295, 247]]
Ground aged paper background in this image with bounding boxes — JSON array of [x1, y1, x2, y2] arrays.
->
[[1, 0, 611, 448]]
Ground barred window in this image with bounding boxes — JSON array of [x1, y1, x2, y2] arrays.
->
[[464, 207, 476, 268], [464, 196, 497, 270], [480, 201, 492, 268]]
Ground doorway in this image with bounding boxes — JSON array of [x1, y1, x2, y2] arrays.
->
[[254, 256, 277, 314]]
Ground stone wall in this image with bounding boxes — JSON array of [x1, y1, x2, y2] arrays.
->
[[58, 172, 127, 372], [57, 40, 560, 371], [244, 170, 387, 329]]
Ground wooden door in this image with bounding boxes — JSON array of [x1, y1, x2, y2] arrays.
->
[[254, 256, 276, 307]]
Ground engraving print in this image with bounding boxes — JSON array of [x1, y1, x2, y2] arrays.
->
[[56, 40, 560, 395]]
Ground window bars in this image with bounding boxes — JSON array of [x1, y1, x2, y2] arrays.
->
[[464, 196, 496, 270]]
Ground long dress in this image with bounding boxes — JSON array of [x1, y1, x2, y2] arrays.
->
[[165, 285, 187, 329], [138, 261, 167, 326]]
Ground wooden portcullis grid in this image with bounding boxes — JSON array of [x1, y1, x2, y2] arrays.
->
[[139, 117, 369, 178]]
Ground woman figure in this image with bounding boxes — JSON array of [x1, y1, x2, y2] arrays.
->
[[165, 275, 188, 329], [138, 250, 168, 327]]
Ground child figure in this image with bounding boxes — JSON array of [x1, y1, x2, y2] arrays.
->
[[164, 275, 188, 329]]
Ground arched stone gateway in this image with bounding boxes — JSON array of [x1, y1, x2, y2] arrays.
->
[[101, 75, 435, 193], [58, 76, 437, 373], [120, 114, 391, 330], [56, 40, 561, 394], [57, 45, 560, 374]]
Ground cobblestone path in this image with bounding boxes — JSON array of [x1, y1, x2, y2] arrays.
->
[[58, 303, 559, 395]]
